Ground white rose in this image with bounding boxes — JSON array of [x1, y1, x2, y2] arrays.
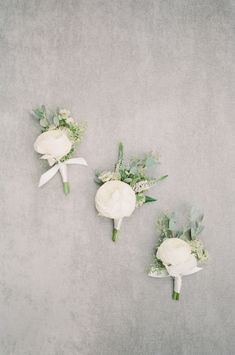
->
[[34, 129, 72, 161], [157, 238, 200, 277], [157, 238, 191, 266], [166, 254, 197, 277], [95, 180, 136, 220]]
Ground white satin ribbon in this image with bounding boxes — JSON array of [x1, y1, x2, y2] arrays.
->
[[114, 218, 123, 230], [149, 266, 202, 284], [39, 157, 87, 187], [174, 276, 182, 293]]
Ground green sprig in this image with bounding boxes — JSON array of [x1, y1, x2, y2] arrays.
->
[[148, 209, 208, 276], [33, 105, 86, 162], [96, 143, 167, 208]]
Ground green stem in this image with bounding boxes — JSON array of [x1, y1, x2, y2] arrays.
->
[[118, 142, 124, 162], [172, 291, 180, 301], [63, 182, 70, 195], [112, 228, 119, 242]]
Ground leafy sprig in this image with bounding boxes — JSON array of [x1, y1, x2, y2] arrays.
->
[[148, 208, 208, 274], [33, 105, 86, 162], [96, 143, 168, 207]]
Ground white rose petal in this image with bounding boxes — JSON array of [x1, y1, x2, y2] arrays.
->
[[166, 254, 197, 277], [95, 180, 136, 220], [157, 238, 191, 266], [40, 154, 56, 166], [34, 129, 72, 160], [157, 238, 201, 278]]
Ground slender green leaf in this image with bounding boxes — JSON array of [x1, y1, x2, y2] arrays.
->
[[156, 175, 168, 182], [145, 195, 157, 203], [118, 142, 124, 162]]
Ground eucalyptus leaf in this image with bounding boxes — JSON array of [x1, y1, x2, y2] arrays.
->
[[32, 109, 43, 119], [169, 218, 176, 232], [118, 142, 124, 162], [53, 116, 59, 126], [145, 155, 158, 168], [39, 118, 48, 128], [190, 207, 204, 223], [130, 166, 138, 174], [124, 178, 132, 183]]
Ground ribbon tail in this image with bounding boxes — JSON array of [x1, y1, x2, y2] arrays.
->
[[65, 157, 88, 166], [148, 269, 170, 278], [38, 164, 60, 187], [183, 266, 202, 276]]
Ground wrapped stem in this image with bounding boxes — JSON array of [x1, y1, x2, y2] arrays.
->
[[112, 218, 123, 242], [172, 276, 182, 301], [63, 182, 70, 195], [59, 164, 70, 195]]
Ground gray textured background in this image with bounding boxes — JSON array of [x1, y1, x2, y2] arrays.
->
[[0, 1, 235, 354]]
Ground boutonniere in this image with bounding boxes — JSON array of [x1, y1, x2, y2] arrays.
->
[[33, 106, 87, 194], [95, 143, 167, 242], [148, 208, 209, 300]]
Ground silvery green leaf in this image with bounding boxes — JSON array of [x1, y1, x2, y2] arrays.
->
[[129, 167, 137, 175], [39, 118, 48, 127], [124, 178, 132, 183], [53, 116, 59, 126], [181, 229, 192, 241], [191, 225, 204, 238], [118, 142, 124, 162], [190, 207, 204, 223], [168, 213, 177, 231], [32, 109, 42, 119], [196, 225, 204, 235], [145, 155, 158, 168], [158, 214, 170, 230]]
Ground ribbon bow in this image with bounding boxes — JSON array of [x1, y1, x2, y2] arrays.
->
[[39, 157, 87, 194]]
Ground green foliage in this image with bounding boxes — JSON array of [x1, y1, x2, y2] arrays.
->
[[33, 105, 86, 162], [148, 209, 208, 275], [96, 143, 167, 208], [136, 193, 146, 207], [32, 105, 47, 120], [188, 239, 209, 263], [148, 255, 166, 274], [156, 212, 177, 241], [32, 105, 50, 129], [145, 196, 157, 203]]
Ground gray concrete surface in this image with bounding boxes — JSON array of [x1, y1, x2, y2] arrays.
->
[[0, 1, 235, 354]]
